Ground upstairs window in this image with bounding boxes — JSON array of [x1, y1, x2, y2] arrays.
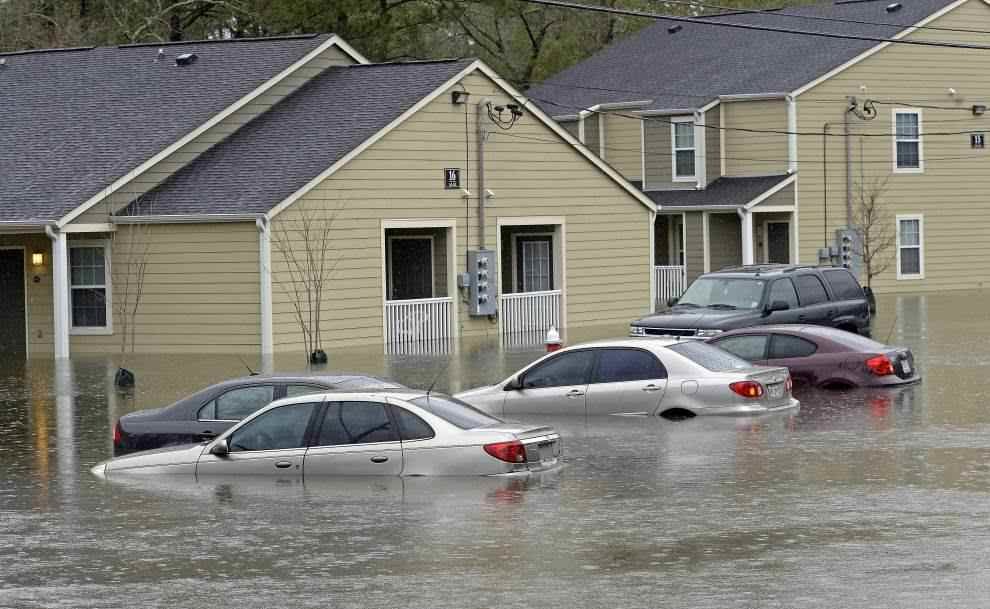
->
[[671, 119, 696, 180], [894, 110, 922, 172]]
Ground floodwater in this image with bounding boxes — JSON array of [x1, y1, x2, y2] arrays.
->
[[2, 293, 990, 608]]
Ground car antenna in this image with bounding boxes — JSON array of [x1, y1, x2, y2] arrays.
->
[[884, 314, 898, 345], [237, 355, 259, 376], [426, 356, 452, 399]]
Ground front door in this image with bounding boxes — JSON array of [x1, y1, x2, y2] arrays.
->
[[388, 237, 433, 300], [766, 222, 790, 263], [0, 250, 26, 356]]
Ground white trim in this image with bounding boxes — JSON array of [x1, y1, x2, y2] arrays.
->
[[792, 177, 801, 264], [892, 108, 924, 174], [57, 35, 363, 228], [719, 104, 726, 178], [329, 37, 372, 65], [786, 95, 798, 174], [383, 218, 457, 230], [739, 209, 754, 265], [762, 220, 791, 263], [67, 239, 113, 336], [598, 112, 606, 159], [496, 216, 566, 227], [634, 108, 696, 117], [649, 211, 657, 309], [587, 100, 654, 111], [671, 116, 696, 183], [62, 223, 114, 233], [47, 227, 70, 358], [719, 93, 788, 102], [896, 214, 925, 280], [0, 246, 29, 356], [791, 0, 971, 98], [702, 212, 711, 273], [256, 218, 273, 356], [113, 214, 261, 224], [640, 118, 647, 187], [694, 110, 707, 188], [578, 111, 587, 143], [743, 174, 797, 210], [750, 205, 794, 213], [680, 212, 687, 276], [698, 99, 720, 113]]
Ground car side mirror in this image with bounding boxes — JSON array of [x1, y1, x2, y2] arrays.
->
[[209, 438, 229, 456], [765, 300, 790, 315], [666, 297, 679, 307], [503, 377, 522, 391]]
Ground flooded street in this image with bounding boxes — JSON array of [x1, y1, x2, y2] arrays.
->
[[3, 292, 990, 608]]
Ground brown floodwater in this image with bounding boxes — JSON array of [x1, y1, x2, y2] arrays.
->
[[1, 292, 989, 608]]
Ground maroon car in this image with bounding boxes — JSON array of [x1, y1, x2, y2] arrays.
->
[[707, 325, 919, 389]]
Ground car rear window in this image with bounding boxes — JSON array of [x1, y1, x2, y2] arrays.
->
[[409, 395, 503, 429], [666, 341, 753, 371], [823, 269, 864, 300]]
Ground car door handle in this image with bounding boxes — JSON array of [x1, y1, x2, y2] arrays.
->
[[566, 389, 585, 398], [275, 461, 292, 469], [797, 315, 807, 321], [642, 384, 663, 392], [370, 456, 389, 464]]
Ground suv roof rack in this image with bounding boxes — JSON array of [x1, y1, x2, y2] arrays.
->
[[711, 264, 825, 276]]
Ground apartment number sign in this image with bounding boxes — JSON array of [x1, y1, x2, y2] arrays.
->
[[972, 134, 985, 149], [444, 168, 461, 189]]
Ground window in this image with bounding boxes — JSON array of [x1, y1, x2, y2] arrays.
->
[[894, 110, 922, 172], [317, 401, 399, 446], [666, 341, 751, 372], [711, 335, 769, 361], [672, 119, 696, 180], [516, 235, 553, 292], [391, 406, 435, 440], [768, 334, 818, 359], [522, 350, 595, 389], [200, 385, 275, 421], [408, 395, 502, 430], [767, 278, 799, 309], [823, 269, 864, 300], [285, 384, 326, 399], [228, 403, 318, 452], [794, 274, 830, 306], [897, 216, 924, 279], [69, 242, 111, 333], [592, 348, 666, 383]]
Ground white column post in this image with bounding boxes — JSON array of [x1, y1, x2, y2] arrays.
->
[[649, 211, 657, 311], [787, 95, 798, 174], [47, 226, 70, 359], [739, 209, 755, 265], [694, 110, 707, 188], [256, 217, 274, 369]]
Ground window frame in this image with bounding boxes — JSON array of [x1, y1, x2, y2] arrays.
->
[[892, 109, 923, 174], [68, 239, 113, 335], [670, 116, 696, 182], [896, 214, 925, 280]]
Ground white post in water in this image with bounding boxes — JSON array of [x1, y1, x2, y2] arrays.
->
[[739, 209, 755, 265], [47, 226, 70, 359]]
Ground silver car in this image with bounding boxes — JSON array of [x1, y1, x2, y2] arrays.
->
[[455, 338, 799, 417], [92, 390, 562, 478]]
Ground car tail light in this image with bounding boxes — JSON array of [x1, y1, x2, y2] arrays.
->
[[113, 420, 122, 446], [730, 381, 764, 399], [484, 440, 526, 463], [866, 355, 894, 376]]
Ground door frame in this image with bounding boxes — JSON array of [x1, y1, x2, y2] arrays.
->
[[0, 246, 28, 357], [763, 220, 791, 264]]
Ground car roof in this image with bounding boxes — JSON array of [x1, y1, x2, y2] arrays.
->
[[704, 264, 846, 279], [559, 337, 687, 350], [208, 372, 400, 389]]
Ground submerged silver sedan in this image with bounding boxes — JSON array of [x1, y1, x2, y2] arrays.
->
[[92, 390, 561, 478], [455, 338, 799, 417]]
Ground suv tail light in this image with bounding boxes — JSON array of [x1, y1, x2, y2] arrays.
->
[[866, 355, 894, 376], [730, 381, 764, 399], [484, 440, 526, 463], [113, 420, 122, 446]]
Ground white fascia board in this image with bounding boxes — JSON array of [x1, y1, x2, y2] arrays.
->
[[268, 59, 658, 219], [743, 174, 797, 210], [698, 98, 721, 113], [331, 36, 371, 65], [588, 100, 654, 111], [634, 108, 697, 117], [554, 114, 581, 121], [791, 0, 971, 98], [62, 223, 114, 233], [57, 35, 354, 228], [0, 221, 53, 233], [718, 93, 788, 102], [113, 214, 261, 224]]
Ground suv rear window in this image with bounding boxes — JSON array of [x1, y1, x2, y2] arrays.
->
[[823, 269, 864, 300], [409, 395, 502, 429], [794, 274, 830, 306], [667, 341, 752, 371]]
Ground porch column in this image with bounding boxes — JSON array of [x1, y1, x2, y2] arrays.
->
[[739, 209, 755, 265], [256, 217, 274, 369], [47, 227, 70, 359]]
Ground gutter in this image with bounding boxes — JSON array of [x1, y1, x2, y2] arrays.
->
[[718, 92, 788, 102], [112, 213, 263, 224], [0, 220, 55, 232]]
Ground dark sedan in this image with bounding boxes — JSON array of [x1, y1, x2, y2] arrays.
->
[[707, 325, 919, 389], [113, 374, 403, 455]]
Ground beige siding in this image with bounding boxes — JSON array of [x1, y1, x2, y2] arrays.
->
[[749, 183, 795, 210], [583, 114, 601, 157], [643, 116, 691, 189], [708, 212, 742, 271], [722, 99, 789, 177], [70, 44, 358, 225], [603, 113, 642, 180], [795, 0, 990, 293], [705, 105, 721, 185], [684, 212, 704, 282], [0, 234, 53, 355], [271, 70, 652, 352]]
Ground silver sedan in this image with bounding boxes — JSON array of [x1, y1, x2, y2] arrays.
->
[[455, 338, 799, 417], [91, 390, 561, 478]]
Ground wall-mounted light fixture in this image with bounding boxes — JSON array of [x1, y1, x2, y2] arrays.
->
[[973, 104, 987, 116], [452, 90, 471, 105], [31, 252, 44, 266]]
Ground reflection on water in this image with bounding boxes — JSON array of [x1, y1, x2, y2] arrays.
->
[[5, 295, 990, 608]]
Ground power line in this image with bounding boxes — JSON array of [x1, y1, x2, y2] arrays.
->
[[515, 0, 990, 51]]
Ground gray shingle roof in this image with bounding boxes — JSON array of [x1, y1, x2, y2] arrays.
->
[[528, 0, 957, 115], [640, 174, 792, 208], [121, 60, 473, 216], [0, 34, 332, 223]]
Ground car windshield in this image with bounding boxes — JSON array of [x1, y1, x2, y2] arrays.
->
[[677, 277, 766, 310], [409, 395, 503, 429], [667, 341, 753, 371]]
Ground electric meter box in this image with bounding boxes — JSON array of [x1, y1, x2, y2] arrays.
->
[[467, 249, 498, 316]]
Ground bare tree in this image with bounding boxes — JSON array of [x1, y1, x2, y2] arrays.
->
[[112, 222, 153, 355], [853, 175, 896, 289], [270, 205, 339, 363]]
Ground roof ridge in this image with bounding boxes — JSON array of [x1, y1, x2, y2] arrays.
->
[[118, 33, 325, 49], [0, 46, 95, 57], [347, 58, 470, 68]]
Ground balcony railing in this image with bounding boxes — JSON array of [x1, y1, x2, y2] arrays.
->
[[384, 297, 453, 345], [654, 265, 687, 310], [499, 290, 561, 342]]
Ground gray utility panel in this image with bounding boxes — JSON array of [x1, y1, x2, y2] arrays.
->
[[466, 249, 498, 316]]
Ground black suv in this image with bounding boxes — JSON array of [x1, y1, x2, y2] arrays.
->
[[630, 265, 872, 338]]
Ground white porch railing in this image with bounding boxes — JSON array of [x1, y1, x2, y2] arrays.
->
[[654, 265, 687, 310], [384, 297, 453, 345], [499, 290, 561, 341]]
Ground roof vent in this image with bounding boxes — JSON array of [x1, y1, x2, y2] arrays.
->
[[175, 53, 198, 66], [667, 24, 683, 34], [885, 2, 902, 12]]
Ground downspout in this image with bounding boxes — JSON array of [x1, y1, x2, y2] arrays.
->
[[476, 98, 490, 249], [45, 224, 70, 359], [255, 216, 273, 365]]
